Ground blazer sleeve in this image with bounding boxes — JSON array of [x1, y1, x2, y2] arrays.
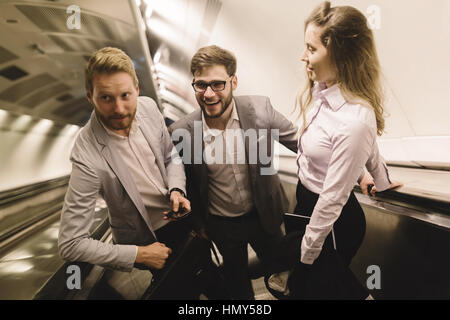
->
[[58, 155, 137, 272], [265, 97, 299, 153]]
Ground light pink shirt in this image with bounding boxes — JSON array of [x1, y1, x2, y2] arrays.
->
[[297, 82, 391, 264]]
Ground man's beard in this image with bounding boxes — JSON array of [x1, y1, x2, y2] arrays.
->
[[96, 108, 136, 132], [200, 92, 233, 119]]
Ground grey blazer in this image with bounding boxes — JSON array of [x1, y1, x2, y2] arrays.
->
[[170, 95, 298, 235], [58, 96, 186, 272]]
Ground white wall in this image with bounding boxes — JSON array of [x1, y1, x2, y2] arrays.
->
[[0, 109, 80, 192], [207, 0, 450, 168]]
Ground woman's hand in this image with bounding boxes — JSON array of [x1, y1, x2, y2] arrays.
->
[[360, 172, 403, 196], [370, 180, 404, 195], [386, 180, 403, 191], [359, 172, 375, 196]]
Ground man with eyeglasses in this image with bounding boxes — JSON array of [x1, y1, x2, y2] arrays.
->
[[170, 45, 298, 299]]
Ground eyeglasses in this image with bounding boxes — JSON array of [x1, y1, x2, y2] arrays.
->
[[191, 76, 234, 93]]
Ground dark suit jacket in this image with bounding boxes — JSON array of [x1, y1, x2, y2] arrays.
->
[[170, 95, 298, 235]]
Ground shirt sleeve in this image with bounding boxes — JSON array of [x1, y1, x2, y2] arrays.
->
[[300, 121, 376, 264], [365, 140, 392, 191], [357, 168, 366, 184]]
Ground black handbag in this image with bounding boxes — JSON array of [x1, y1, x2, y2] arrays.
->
[[141, 230, 230, 300]]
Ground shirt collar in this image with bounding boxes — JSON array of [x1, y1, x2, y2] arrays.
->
[[202, 99, 238, 140], [312, 82, 347, 111]]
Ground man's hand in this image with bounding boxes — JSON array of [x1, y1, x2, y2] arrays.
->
[[135, 242, 172, 269], [163, 190, 191, 221]]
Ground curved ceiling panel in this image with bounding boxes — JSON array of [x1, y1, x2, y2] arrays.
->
[[0, 0, 158, 127]]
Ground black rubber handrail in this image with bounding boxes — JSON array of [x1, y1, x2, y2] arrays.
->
[[353, 185, 450, 216], [0, 176, 69, 206], [0, 201, 63, 244], [278, 169, 450, 216]]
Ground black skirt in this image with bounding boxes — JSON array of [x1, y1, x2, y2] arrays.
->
[[284, 180, 368, 299]]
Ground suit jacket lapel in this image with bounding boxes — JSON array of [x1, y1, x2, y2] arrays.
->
[[234, 97, 258, 191], [136, 113, 166, 179], [90, 112, 155, 235]]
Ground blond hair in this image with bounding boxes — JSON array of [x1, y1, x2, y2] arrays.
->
[[296, 1, 385, 136], [191, 45, 237, 77], [85, 47, 138, 93]]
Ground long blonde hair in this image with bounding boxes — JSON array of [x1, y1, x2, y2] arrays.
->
[[296, 1, 385, 136]]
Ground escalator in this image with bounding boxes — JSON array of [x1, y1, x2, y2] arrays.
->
[[1, 162, 449, 299], [0, 177, 110, 299]]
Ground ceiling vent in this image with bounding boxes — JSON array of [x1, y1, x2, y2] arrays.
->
[[20, 83, 71, 108], [0, 73, 57, 103], [0, 65, 28, 81], [0, 47, 19, 65], [48, 34, 118, 54], [53, 96, 91, 118], [16, 4, 120, 42]]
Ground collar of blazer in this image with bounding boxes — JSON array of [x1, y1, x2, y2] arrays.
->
[[184, 96, 258, 196], [89, 98, 163, 162], [90, 105, 141, 146], [87, 103, 157, 238], [183, 96, 258, 166]]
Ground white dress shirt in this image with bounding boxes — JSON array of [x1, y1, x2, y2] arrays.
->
[[202, 101, 254, 217], [297, 82, 392, 264]]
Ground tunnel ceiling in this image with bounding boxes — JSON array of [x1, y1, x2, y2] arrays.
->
[[0, 0, 158, 127], [0, 0, 224, 127]]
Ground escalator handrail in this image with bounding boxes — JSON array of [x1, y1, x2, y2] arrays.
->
[[277, 167, 450, 216], [0, 176, 69, 206]]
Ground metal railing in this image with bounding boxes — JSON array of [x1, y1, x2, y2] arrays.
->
[[0, 176, 69, 251]]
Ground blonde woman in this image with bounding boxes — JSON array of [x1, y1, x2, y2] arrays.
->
[[286, 1, 402, 298]]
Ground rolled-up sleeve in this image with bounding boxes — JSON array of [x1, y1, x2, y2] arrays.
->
[[300, 122, 375, 264]]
